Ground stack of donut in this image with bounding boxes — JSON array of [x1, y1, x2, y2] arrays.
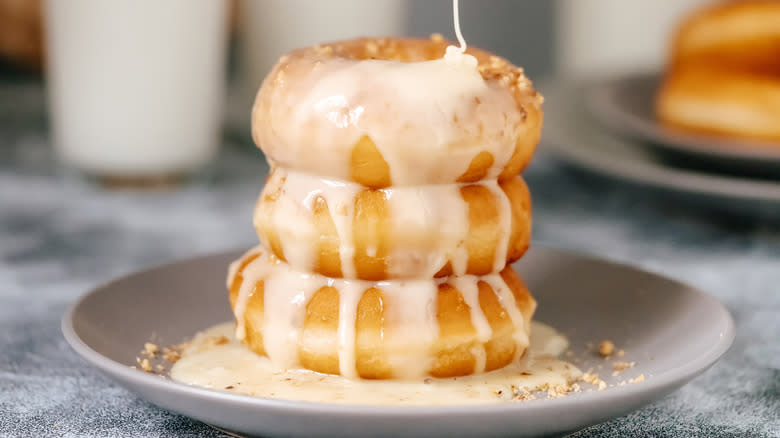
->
[[656, 0, 780, 143], [228, 36, 543, 379]]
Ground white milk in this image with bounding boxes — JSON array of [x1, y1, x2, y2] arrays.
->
[[44, 0, 228, 177], [556, 0, 712, 79]]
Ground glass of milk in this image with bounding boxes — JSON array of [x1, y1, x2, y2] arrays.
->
[[44, 0, 228, 185], [556, 0, 711, 79]]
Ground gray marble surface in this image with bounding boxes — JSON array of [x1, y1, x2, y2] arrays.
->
[[1, 82, 779, 438]]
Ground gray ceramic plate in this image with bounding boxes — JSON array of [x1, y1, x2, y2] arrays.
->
[[584, 73, 780, 177], [543, 82, 780, 222], [62, 248, 734, 438]]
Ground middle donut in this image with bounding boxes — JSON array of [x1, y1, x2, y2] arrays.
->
[[255, 167, 531, 280]]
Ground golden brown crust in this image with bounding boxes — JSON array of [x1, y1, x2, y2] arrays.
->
[[657, 0, 780, 143], [657, 65, 780, 142], [669, 0, 780, 75], [229, 252, 535, 379]]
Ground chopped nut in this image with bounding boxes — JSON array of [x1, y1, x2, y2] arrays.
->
[[162, 347, 182, 363], [599, 340, 615, 357], [136, 357, 153, 373], [142, 342, 158, 357], [629, 374, 645, 383], [581, 371, 608, 391], [613, 361, 635, 371]]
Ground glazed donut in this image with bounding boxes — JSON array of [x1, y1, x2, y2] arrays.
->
[[657, 64, 780, 142], [668, 0, 780, 75], [227, 247, 536, 379], [254, 167, 531, 280], [251, 36, 543, 188], [656, 0, 780, 143]]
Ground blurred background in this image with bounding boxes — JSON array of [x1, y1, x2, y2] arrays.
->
[[3, 3, 779, 436], [0, 0, 711, 175]]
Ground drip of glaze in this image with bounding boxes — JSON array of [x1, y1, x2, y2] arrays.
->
[[482, 274, 528, 359], [260, 267, 321, 369], [233, 247, 265, 341], [451, 276, 491, 375], [453, 0, 466, 52], [384, 182, 470, 278], [336, 281, 362, 378], [486, 181, 513, 273], [450, 277, 492, 343], [379, 279, 440, 378], [444, 0, 477, 68]]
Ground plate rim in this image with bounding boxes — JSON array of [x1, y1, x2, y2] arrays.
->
[[62, 247, 735, 417], [584, 71, 780, 162], [542, 83, 780, 203]]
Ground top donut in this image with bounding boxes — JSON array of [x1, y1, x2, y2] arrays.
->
[[252, 36, 543, 188]]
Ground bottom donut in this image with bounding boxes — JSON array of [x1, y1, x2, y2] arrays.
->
[[227, 246, 536, 379]]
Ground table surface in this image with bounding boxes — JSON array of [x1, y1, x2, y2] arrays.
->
[[1, 81, 778, 438]]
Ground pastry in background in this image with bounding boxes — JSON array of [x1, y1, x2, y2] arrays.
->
[[656, 0, 780, 144]]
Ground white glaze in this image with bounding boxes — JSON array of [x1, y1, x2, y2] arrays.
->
[[336, 281, 362, 378], [252, 50, 525, 187], [171, 321, 580, 406], [486, 181, 513, 273]]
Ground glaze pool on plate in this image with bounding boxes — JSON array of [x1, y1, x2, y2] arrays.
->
[[62, 248, 734, 438]]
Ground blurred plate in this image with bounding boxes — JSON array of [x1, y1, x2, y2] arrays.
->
[[584, 73, 780, 177], [543, 82, 780, 222]]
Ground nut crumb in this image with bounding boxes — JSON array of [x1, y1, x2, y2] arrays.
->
[[136, 357, 153, 373], [599, 340, 615, 357], [581, 371, 608, 391], [629, 374, 645, 383], [142, 342, 158, 357], [613, 361, 635, 371]]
